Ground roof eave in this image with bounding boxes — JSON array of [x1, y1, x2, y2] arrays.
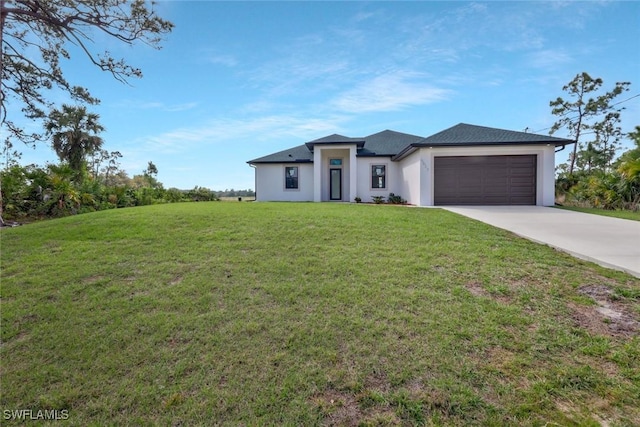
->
[[413, 140, 573, 148], [247, 159, 313, 165], [305, 141, 366, 150], [391, 139, 574, 162], [392, 145, 419, 161], [357, 153, 395, 158]]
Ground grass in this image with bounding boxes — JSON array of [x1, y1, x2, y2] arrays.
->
[[1, 202, 639, 426], [556, 205, 640, 221], [218, 196, 256, 202]]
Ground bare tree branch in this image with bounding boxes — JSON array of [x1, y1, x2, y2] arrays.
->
[[1, 0, 173, 143]]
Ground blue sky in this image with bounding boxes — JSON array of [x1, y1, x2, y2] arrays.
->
[[10, 1, 640, 191]]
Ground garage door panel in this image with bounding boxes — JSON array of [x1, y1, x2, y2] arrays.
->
[[485, 171, 508, 180], [434, 155, 536, 205], [511, 177, 535, 185], [510, 169, 534, 176]]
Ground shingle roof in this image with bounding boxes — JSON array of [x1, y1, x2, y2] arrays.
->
[[358, 130, 424, 156], [414, 123, 572, 146], [247, 144, 313, 164], [306, 134, 365, 144], [247, 123, 574, 164]]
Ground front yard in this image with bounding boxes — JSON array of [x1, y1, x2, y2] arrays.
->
[[1, 202, 638, 425]]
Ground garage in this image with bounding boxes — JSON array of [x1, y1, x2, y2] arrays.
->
[[434, 155, 537, 205]]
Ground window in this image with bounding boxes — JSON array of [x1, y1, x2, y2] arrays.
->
[[329, 158, 342, 166], [285, 166, 299, 189], [371, 165, 386, 189]]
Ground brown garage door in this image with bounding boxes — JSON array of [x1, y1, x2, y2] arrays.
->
[[434, 155, 536, 205]]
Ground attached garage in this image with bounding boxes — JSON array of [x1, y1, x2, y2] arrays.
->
[[434, 155, 537, 205]]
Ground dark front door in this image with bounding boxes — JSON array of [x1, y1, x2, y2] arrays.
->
[[330, 168, 342, 200]]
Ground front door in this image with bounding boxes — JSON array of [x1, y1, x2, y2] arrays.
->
[[330, 168, 342, 200]]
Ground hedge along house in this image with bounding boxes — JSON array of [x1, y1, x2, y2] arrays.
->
[[247, 123, 574, 206]]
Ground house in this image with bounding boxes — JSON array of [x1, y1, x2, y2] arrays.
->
[[247, 123, 574, 206]]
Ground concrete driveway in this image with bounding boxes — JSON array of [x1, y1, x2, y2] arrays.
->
[[442, 206, 640, 278]]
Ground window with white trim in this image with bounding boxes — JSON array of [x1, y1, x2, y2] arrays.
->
[[371, 165, 386, 189], [285, 166, 299, 189]]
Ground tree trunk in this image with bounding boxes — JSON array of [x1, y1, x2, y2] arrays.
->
[[1, 0, 7, 226], [569, 107, 584, 176]]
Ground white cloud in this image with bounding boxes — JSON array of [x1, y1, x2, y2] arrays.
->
[[331, 71, 451, 113], [115, 100, 198, 112], [164, 102, 199, 112], [527, 49, 573, 69], [131, 114, 351, 155], [206, 54, 238, 67]]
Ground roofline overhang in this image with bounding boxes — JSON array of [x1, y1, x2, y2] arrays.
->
[[392, 140, 575, 161], [305, 140, 366, 150], [356, 153, 395, 158], [247, 159, 313, 165]]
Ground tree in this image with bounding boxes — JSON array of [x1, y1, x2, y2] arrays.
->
[[0, 0, 172, 225], [575, 142, 605, 173], [144, 161, 158, 178], [143, 160, 161, 189], [0, 0, 173, 145], [591, 111, 624, 172], [45, 104, 104, 183], [90, 149, 122, 185], [549, 72, 630, 175], [618, 126, 640, 183]]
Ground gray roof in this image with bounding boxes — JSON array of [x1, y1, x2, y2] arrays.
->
[[247, 144, 313, 164], [306, 133, 365, 144], [414, 123, 572, 146], [357, 130, 424, 156], [247, 123, 574, 164]]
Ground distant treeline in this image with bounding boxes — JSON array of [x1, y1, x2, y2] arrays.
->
[[0, 160, 254, 224], [216, 189, 255, 198]]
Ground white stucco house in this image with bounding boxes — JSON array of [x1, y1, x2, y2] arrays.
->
[[247, 123, 574, 206]]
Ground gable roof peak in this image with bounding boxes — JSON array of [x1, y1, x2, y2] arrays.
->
[[306, 133, 364, 144]]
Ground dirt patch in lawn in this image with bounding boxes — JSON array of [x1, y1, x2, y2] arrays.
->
[[571, 284, 639, 337], [466, 282, 487, 298], [311, 371, 402, 426], [312, 389, 362, 426], [465, 281, 513, 304]]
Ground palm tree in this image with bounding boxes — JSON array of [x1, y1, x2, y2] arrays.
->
[[45, 105, 104, 183], [616, 126, 640, 209]]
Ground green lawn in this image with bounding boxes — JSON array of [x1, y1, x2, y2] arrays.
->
[[1, 202, 639, 426], [556, 205, 640, 221]]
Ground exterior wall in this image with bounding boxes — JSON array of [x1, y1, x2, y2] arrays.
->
[[411, 145, 556, 206], [314, 145, 358, 202], [356, 157, 400, 203], [254, 163, 314, 202], [397, 151, 422, 206], [254, 144, 556, 206]]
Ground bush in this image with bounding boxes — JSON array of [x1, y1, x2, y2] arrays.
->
[[387, 193, 406, 204]]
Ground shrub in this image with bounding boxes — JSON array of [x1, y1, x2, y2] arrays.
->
[[387, 193, 406, 204], [371, 196, 385, 204]]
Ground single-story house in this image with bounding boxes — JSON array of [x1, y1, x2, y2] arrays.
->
[[247, 123, 574, 206]]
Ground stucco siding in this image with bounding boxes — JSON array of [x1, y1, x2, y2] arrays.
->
[[253, 144, 557, 206], [254, 163, 314, 202], [419, 145, 556, 206], [356, 157, 399, 203], [397, 151, 421, 206]]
